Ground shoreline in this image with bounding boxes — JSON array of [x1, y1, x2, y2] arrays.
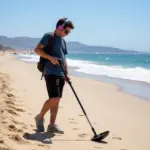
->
[[69, 68, 150, 101]]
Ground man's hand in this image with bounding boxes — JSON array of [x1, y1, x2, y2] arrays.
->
[[48, 56, 60, 65], [65, 73, 70, 82], [34, 44, 60, 66]]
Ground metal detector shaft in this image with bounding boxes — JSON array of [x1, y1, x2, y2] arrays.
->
[[59, 62, 97, 136]]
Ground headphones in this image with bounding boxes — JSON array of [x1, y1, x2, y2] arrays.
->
[[58, 19, 69, 30]]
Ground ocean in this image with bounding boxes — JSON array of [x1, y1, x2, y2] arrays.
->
[[16, 52, 150, 100]]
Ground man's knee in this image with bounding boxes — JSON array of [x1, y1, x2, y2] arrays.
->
[[48, 97, 60, 107]]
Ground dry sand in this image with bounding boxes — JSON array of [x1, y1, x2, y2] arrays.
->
[[0, 54, 150, 150]]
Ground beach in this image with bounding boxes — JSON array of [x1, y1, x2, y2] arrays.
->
[[0, 54, 150, 150]]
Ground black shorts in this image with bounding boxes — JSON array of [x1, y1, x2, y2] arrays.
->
[[44, 75, 65, 99]]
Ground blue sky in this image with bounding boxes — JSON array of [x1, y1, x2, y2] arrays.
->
[[0, 0, 150, 52]]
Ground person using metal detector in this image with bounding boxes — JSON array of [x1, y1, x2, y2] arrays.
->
[[34, 17, 109, 142], [34, 18, 74, 134]]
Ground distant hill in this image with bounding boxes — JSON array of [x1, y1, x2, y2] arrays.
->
[[0, 44, 14, 51], [0, 36, 39, 50], [0, 35, 147, 54]]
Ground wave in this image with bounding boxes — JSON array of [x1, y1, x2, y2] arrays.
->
[[67, 59, 150, 83], [18, 54, 150, 83], [19, 54, 39, 62]]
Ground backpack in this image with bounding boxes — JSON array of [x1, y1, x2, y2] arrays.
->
[[37, 32, 55, 80]]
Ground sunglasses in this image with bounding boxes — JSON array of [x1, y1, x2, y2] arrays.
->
[[64, 29, 71, 34]]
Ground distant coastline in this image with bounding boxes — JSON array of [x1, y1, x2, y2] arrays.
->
[[0, 35, 149, 54]]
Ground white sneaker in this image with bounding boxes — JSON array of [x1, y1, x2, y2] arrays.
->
[[47, 124, 64, 134]]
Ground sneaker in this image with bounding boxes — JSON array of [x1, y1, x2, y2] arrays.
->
[[35, 114, 45, 132], [47, 124, 64, 134]]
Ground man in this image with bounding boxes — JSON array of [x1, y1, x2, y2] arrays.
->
[[34, 18, 74, 133]]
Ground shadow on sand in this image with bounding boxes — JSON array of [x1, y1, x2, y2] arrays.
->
[[23, 130, 55, 144], [23, 130, 108, 144]]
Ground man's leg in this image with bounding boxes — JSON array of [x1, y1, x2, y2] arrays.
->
[[47, 102, 64, 134], [37, 97, 60, 126], [35, 97, 59, 132], [35, 75, 60, 132], [35, 75, 65, 133], [39, 98, 59, 119], [50, 103, 59, 126], [47, 77, 65, 134]]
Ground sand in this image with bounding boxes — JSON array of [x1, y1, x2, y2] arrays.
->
[[0, 54, 150, 150]]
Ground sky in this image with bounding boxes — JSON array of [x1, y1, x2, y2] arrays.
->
[[0, 0, 150, 52]]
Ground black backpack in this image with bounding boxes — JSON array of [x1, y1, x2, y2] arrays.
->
[[37, 32, 55, 80]]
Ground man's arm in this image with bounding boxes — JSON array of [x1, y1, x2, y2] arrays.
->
[[64, 59, 69, 75], [34, 43, 52, 60], [63, 40, 69, 75], [34, 44, 59, 65], [34, 33, 59, 65]]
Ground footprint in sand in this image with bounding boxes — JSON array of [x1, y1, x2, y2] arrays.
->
[[22, 125, 28, 129], [0, 109, 4, 113], [72, 128, 79, 130], [0, 146, 12, 150], [8, 105, 25, 112], [8, 125, 23, 133], [11, 119, 24, 126], [69, 118, 78, 124], [0, 137, 4, 143], [30, 125, 34, 128], [4, 99, 23, 108], [79, 114, 84, 116], [8, 134, 27, 144], [78, 133, 89, 138], [1, 121, 7, 124], [6, 93, 15, 98], [5, 109, 18, 116], [70, 121, 78, 124], [4, 100, 15, 105], [94, 146, 103, 149], [38, 144, 45, 147], [112, 137, 122, 140]]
